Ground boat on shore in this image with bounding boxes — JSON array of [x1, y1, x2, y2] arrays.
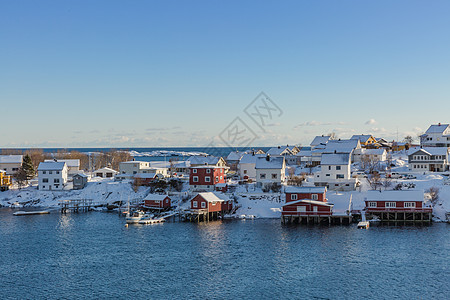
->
[[13, 211, 50, 216]]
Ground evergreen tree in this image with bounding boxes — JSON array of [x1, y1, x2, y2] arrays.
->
[[22, 154, 35, 179]]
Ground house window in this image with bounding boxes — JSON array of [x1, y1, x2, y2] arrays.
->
[[54, 185, 59, 188], [260, 174, 266, 179], [291, 194, 298, 200], [42, 171, 46, 174], [220, 176, 223, 180], [326, 174, 330, 177], [336, 166, 341, 170], [42, 186, 45, 189], [166, 199, 169, 203], [385, 202, 396, 208], [311, 194, 318, 200], [205, 177, 211, 182], [193, 201, 198, 208], [49, 171, 52, 174], [54, 179, 60, 183], [244, 170, 247, 174], [193, 169, 197, 173], [56, 171, 60, 174], [201, 202, 206, 208], [336, 174, 344, 179], [193, 176, 199, 182], [297, 206, 306, 212], [43, 178, 48, 183], [328, 166, 331, 170], [206, 169, 211, 173], [272, 174, 277, 179], [368, 202, 377, 208], [404, 202, 416, 208], [12, 168, 18, 171]]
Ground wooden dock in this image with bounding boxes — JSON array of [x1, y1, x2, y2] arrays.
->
[[281, 214, 353, 225], [59, 199, 98, 213]]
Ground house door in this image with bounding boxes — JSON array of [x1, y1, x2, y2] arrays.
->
[[430, 164, 435, 172]]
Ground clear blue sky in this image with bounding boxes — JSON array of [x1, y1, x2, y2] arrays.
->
[[1, 0, 450, 148]]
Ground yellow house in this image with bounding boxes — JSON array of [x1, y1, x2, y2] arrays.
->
[[0, 170, 12, 191], [350, 135, 377, 147]]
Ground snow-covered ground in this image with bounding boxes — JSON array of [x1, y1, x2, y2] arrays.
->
[[1, 151, 449, 222]]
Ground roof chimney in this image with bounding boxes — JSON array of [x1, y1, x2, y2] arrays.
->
[[278, 146, 280, 149], [439, 122, 441, 126], [266, 154, 270, 161]]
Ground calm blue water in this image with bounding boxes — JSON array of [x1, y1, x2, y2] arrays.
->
[[0, 209, 448, 299]]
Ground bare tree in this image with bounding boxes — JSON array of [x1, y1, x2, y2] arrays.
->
[[361, 155, 380, 174], [426, 187, 439, 205], [382, 175, 392, 190], [367, 172, 382, 190]]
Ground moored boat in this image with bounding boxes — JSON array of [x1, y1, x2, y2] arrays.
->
[[13, 211, 50, 216]]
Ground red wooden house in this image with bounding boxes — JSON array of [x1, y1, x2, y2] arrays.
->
[[282, 186, 333, 216], [364, 191, 432, 213], [190, 192, 230, 213], [189, 166, 227, 192], [143, 194, 171, 210]]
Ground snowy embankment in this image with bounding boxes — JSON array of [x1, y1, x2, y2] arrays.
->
[[128, 150, 208, 157], [0, 177, 149, 208]]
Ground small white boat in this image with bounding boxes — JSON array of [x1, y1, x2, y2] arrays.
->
[[138, 218, 165, 224], [13, 211, 50, 216], [357, 221, 370, 229], [126, 210, 150, 224], [239, 214, 257, 220]]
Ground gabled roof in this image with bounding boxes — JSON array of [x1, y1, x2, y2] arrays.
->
[[425, 123, 450, 134], [196, 192, 225, 203], [285, 186, 326, 194], [187, 156, 223, 166], [144, 194, 170, 201], [267, 146, 294, 156], [310, 136, 331, 147], [0, 155, 23, 164], [255, 156, 285, 169], [364, 190, 424, 202], [94, 167, 118, 173], [407, 147, 449, 156], [239, 153, 265, 164], [45, 159, 80, 168], [38, 161, 66, 171], [74, 173, 89, 178], [321, 153, 351, 165], [226, 151, 244, 161], [282, 199, 333, 207], [323, 139, 360, 154], [351, 135, 374, 143]]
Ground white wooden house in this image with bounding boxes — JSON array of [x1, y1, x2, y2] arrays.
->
[[255, 155, 286, 188], [314, 153, 357, 191], [0, 155, 23, 175], [237, 153, 265, 180], [407, 147, 449, 172], [419, 123, 450, 147], [38, 161, 68, 191]]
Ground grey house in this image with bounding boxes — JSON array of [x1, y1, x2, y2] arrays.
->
[[73, 173, 89, 190]]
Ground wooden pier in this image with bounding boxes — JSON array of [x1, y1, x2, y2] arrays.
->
[[368, 211, 432, 223], [281, 214, 353, 225], [60, 199, 97, 213]]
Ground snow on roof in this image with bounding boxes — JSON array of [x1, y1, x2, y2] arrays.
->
[[285, 186, 326, 194], [94, 167, 118, 173], [74, 173, 89, 178], [425, 123, 450, 134], [239, 153, 265, 164], [255, 156, 285, 169], [45, 159, 80, 167], [134, 173, 159, 178], [350, 135, 374, 143], [321, 153, 350, 165], [364, 190, 424, 202], [215, 183, 227, 187], [407, 146, 449, 156], [282, 199, 333, 207], [38, 161, 66, 171], [323, 139, 359, 153], [310, 136, 331, 147], [187, 156, 222, 165], [296, 149, 312, 157], [226, 151, 244, 161], [196, 192, 225, 202], [121, 160, 148, 164], [0, 155, 23, 164], [355, 148, 386, 155], [266, 146, 294, 156], [143, 194, 170, 201]]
